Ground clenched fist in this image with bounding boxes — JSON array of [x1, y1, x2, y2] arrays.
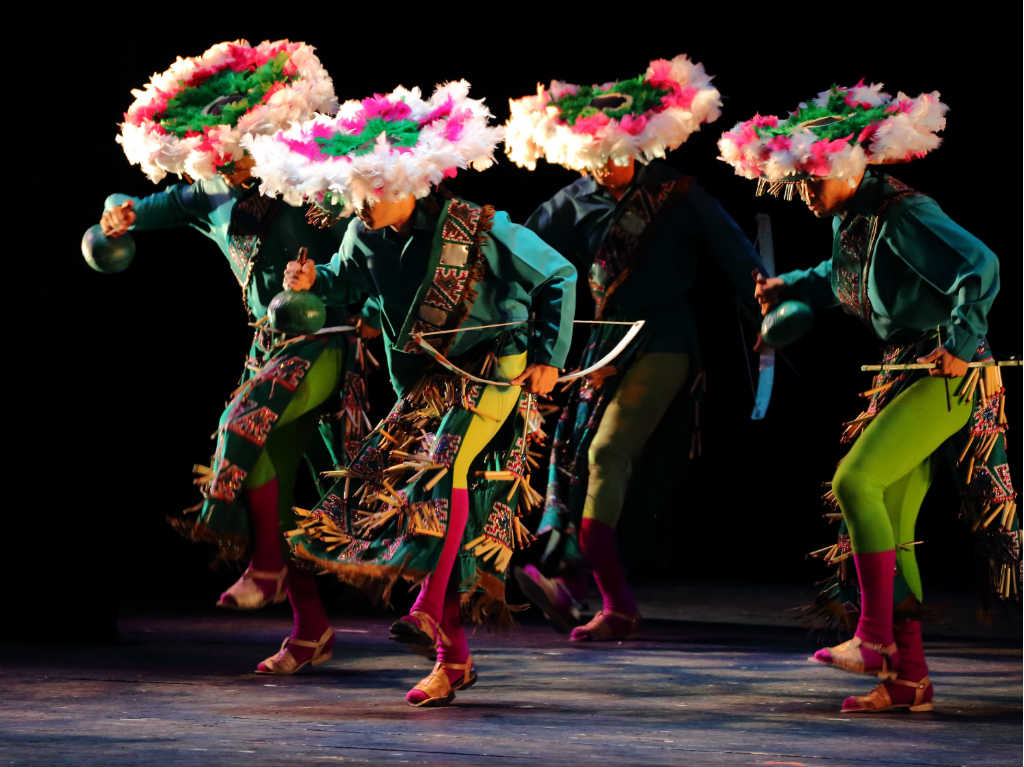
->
[[511, 363, 560, 395], [283, 259, 317, 291], [100, 201, 135, 238], [917, 347, 969, 378]]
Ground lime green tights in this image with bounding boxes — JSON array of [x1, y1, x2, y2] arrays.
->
[[246, 346, 345, 533], [832, 375, 971, 600]]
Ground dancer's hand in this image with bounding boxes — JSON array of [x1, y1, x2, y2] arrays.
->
[[917, 347, 969, 378], [100, 201, 135, 237], [586, 365, 618, 389], [753, 270, 785, 316], [511, 364, 559, 395], [355, 317, 381, 339], [283, 259, 316, 291], [752, 333, 774, 354]]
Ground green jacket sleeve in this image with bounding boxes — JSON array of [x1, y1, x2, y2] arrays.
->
[[882, 197, 999, 361], [312, 219, 375, 309], [778, 258, 838, 311], [524, 187, 590, 274], [688, 183, 765, 319], [489, 211, 577, 369], [110, 180, 218, 233]]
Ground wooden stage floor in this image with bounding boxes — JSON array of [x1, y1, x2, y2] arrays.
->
[[1, 595, 1020, 766]]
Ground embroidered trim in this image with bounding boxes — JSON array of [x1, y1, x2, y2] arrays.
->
[[400, 200, 495, 353]]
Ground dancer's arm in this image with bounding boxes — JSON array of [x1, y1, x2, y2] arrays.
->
[[490, 212, 576, 371], [881, 197, 999, 362], [100, 179, 222, 236]]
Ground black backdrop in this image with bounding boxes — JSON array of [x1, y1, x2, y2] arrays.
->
[[15, 12, 1020, 635]]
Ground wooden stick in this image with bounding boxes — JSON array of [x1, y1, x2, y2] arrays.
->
[[506, 476, 522, 501], [981, 502, 1006, 529], [957, 434, 976, 464], [897, 540, 924, 550], [860, 360, 1022, 372], [982, 432, 1001, 463], [859, 382, 894, 398], [423, 467, 448, 491]]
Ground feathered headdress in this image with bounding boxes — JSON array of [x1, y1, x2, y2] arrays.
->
[[118, 39, 337, 183], [504, 54, 721, 173], [718, 81, 947, 197], [245, 81, 502, 215]]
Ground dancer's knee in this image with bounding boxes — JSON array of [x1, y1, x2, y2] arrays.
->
[[831, 460, 882, 522], [588, 437, 632, 481]]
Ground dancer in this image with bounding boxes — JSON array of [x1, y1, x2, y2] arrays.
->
[[97, 40, 367, 674], [719, 81, 1019, 712], [504, 54, 763, 640], [247, 81, 576, 705]]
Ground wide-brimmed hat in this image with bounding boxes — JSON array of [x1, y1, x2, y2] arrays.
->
[[718, 81, 946, 196], [504, 54, 721, 173], [118, 39, 336, 183], [245, 81, 502, 215]]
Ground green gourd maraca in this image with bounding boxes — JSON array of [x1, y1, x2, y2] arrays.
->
[[268, 247, 326, 335], [760, 300, 813, 347], [81, 195, 139, 274]]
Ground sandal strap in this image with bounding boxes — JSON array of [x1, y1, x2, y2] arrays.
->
[[247, 565, 288, 582], [409, 609, 450, 647], [434, 654, 473, 673], [597, 609, 641, 624], [890, 675, 931, 690], [854, 637, 898, 657], [282, 627, 334, 651]]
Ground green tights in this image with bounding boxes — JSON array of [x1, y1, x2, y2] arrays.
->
[[582, 352, 690, 527], [832, 375, 971, 600], [246, 346, 345, 533]]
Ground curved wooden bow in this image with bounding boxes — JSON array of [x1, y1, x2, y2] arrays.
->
[[411, 319, 646, 387]]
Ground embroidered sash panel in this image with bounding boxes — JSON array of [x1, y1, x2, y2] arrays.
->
[[588, 177, 689, 319], [833, 175, 918, 323], [397, 200, 494, 354]]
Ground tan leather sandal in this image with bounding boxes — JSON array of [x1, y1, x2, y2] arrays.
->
[[389, 610, 449, 658], [216, 565, 288, 610], [811, 636, 900, 679], [407, 655, 477, 708], [842, 676, 934, 713], [568, 610, 641, 642], [255, 627, 335, 675]]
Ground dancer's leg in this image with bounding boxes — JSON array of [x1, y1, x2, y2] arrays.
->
[[571, 353, 689, 640], [841, 456, 935, 710], [219, 346, 343, 625], [815, 376, 969, 674], [406, 352, 527, 626]]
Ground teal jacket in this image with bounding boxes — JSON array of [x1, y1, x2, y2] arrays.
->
[[111, 177, 349, 321], [779, 171, 999, 360], [312, 197, 577, 395], [525, 159, 763, 356]]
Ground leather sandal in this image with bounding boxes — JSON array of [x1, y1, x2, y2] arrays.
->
[[255, 627, 335, 675], [841, 676, 934, 713], [406, 655, 477, 708], [569, 609, 641, 642], [216, 565, 288, 610], [389, 610, 449, 658], [513, 565, 583, 634], [811, 636, 900, 679]]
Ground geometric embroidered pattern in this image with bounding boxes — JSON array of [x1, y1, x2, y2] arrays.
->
[[209, 462, 247, 502], [482, 502, 514, 549], [430, 433, 463, 468], [259, 355, 311, 392], [402, 200, 492, 353], [227, 405, 279, 446]]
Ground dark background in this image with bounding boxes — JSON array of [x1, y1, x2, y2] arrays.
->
[[15, 13, 1020, 638]]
